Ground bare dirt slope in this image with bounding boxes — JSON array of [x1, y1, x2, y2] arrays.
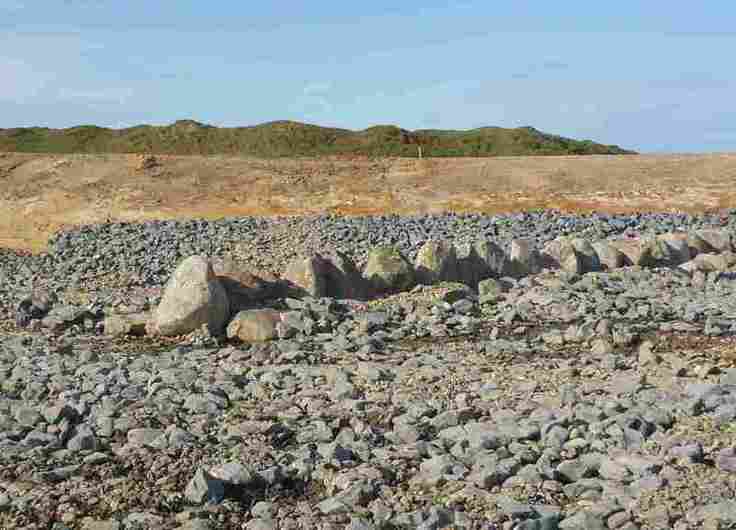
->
[[2, 152, 735, 252]]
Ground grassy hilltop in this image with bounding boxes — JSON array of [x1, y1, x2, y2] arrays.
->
[[0, 120, 635, 157]]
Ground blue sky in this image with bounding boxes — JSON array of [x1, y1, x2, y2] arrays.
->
[[1, 0, 735, 152]]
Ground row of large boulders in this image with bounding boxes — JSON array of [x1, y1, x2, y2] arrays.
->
[[143, 228, 734, 339], [283, 228, 735, 298], [281, 241, 514, 302]]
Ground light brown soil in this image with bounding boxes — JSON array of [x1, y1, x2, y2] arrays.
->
[[2, 152, 736, 253]]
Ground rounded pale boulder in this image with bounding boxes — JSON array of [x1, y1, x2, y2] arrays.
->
[[104, 313, 150, 337], [153, 256, 230, 336], [226, 309, 282, 342]]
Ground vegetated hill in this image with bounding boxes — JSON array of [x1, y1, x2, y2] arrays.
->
[[0, 120, 636, 156]]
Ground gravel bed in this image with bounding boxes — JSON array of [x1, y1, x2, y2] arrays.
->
[[2, 210, 736, 529]]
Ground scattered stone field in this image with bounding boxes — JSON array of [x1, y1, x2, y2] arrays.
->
[[4, 210, 736, 529]]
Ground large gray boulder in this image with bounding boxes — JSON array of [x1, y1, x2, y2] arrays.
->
[[456, 240, 508, 286], [321, 251, 366, 300], [212, 258, 286, 312], [226, 309, 282, 342], [612, 231, 705, 268], [570, 237, 601, 273], [283, 255, 329, 298], [615, 234, 697, 268], [455, 244, 480, 287], [639, 238, 688, 268], [696, 228, 733, 252], [363, 245, 415, 296], [507, 239, 541, 278], [185, 468, 226, 505], [610, 238, 646, 266], [475, 240, 507, 276], [283, 252, 365, 300], [657, 232, 703, 261], [414, 240, 458, 285], [540, 238, 583, 274], [684, 232, 713, 255], [153, 256, 230, 336], [592, 241, 626, 270]]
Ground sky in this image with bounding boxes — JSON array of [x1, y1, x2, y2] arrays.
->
[[1, 0, 735, 153]]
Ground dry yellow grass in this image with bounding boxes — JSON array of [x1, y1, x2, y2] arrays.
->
[[2, 151, 736, 253]]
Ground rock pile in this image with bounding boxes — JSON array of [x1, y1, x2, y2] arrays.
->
[[3, 211, 736, 529], [69, 226, 736, 341]]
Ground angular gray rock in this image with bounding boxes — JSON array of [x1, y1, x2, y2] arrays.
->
[[457, 239, 507, 286], [508, 239, 541, 278], [67, 424, 98, 452], [610, 239, 645, 266], [283, 254, 329, 298], [363, 245, 415, 295], [568, 238, 599, 271], [658, 232, 696, 262], [321, 251, 366, 299], [41, 305, 94, 333], [185, 468, 226, 505], [210, 462, 261, 487], [639, 237, 689, 267], [592, 241, 626, 270], [696, 228, 733, 252], [541, 238, 583, 274], [414, 240, 458, 285], [212, 258, 286, 311]]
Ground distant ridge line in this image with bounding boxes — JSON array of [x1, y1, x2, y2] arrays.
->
[[0, 119, 636, 157]]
